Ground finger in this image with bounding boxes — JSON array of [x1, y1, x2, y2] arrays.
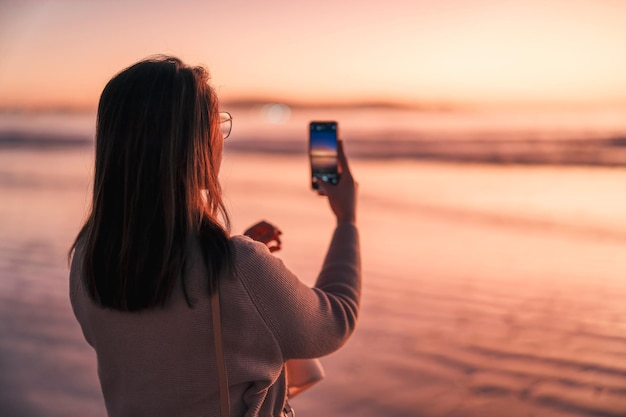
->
[[268, 237, 281, 252], [266, 230, 281, 241], [269, 245, 281, 253], [337, 140, 352, 178], [316, 181, 328, 196]]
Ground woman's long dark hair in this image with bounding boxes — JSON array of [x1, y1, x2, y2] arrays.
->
[[70, 56, 232, 311]]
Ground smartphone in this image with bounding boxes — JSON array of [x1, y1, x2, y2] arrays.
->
[[309, 121, 339, 190]]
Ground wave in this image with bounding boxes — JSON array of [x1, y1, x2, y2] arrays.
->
[[4, 130, 626, 167], [226, 136, 626, 167], [0, 131, 92, 150]]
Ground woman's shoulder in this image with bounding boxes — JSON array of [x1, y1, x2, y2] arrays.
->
[[229, 234, 276, 265], [229, 234, 291, 279], [230, 234, 267, 254]]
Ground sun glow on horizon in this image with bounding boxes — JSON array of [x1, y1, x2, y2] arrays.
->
[[1, 0, 626, 111]]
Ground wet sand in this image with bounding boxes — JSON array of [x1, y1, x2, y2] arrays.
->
[[1, 148, 626, 416]]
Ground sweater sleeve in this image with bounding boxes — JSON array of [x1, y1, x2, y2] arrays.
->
[[232, 222, 361, 360]]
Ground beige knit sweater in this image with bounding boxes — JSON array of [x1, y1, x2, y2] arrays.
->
[[70, 223, 360, 417]]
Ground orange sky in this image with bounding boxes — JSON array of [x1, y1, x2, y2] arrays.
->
[[1, 0, 625, 110]]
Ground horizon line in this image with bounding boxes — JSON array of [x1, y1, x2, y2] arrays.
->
[[1, 98, 626, 114], [0, 99, 455, 114]]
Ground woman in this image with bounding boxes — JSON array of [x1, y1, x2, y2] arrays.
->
[[69, 56, 360, 417]]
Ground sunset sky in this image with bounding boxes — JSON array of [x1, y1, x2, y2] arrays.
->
[[1, 0, 625, 110]]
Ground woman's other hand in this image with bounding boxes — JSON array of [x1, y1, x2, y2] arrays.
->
[[317, 140, 358, 225], [244, 220, 282, 252]]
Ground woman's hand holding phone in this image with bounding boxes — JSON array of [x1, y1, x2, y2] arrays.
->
[[317, 140, 357, 225]]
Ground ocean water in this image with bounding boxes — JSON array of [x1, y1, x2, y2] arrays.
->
[[4, 106, 626, 243], [2, 107, 626, 416], [3, 105, 626, 164]]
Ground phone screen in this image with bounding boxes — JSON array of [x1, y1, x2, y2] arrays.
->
[[309, 121, 339, 190]]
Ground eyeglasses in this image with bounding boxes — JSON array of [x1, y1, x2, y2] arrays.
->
[[219, 112, 232, 139]]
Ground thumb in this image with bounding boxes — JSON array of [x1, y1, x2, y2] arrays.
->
[[316, 179, 329, 196]]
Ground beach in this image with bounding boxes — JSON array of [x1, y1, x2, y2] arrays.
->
[[1, 142, 626, 417]]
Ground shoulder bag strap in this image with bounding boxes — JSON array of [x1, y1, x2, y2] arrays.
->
[[211, 282, 231, 417]]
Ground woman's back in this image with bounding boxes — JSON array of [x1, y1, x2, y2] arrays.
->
[[71, 229, 360, 417]]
